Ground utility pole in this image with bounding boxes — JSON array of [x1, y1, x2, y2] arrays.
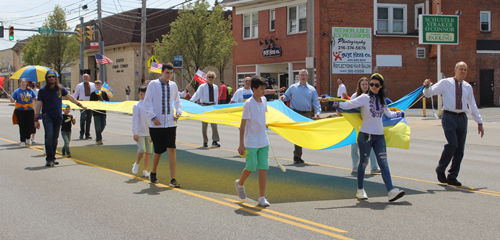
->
[[140, 0, 147, 83], [98, 0, 105, 82], [80, 17, 85, 83], [306, 0, 314, 86]]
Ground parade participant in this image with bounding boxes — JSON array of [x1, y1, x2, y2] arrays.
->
[[350, 77, 380, 174], [73, 73, 95, 140], [190, 71, 221, 148], [6, 78, 37, 146], [132, 85, 151, 177], [279, 69, 321, 164], [31, 83, 40, 144], [219, 80, 227, 104], [337, 78, 346, 98], [143, 63, 182, 186], [89, 80, 110, 145], [235, 76, 271, 207], [423, 61, 484, 186], [230, 77, 285, 103], [332, 73, 405, 202], [35, 71, 87, 167], [61, 105, 76, 157]]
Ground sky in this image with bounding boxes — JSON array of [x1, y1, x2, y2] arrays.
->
[[0, 0, 221, 51]]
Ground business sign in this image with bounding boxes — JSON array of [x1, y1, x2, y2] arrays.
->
[[262, 43, 282, 58], [331, 27, 372, 74], [419, 15, 459, 45], [174, 56, 183, 69]]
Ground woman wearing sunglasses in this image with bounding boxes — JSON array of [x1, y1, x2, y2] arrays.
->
[[331, 73, 405, 202], [6, 78, 37, 146]]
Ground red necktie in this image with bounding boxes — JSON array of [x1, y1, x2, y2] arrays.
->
[[455, 79, 462, 110]]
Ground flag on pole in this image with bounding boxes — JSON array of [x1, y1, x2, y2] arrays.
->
[[193, 70, 207, 84], [101, 82, 114, 98], [95, 54, 113, 65], [150, 62, 162, 74]]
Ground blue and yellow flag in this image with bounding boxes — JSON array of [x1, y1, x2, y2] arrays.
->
[[101, 82, 114, 98]]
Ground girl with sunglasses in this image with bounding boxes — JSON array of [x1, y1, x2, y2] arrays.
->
[[331, 73, 405, 202]]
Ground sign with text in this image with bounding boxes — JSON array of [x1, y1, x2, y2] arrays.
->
[[419, 15, 459, 45], [331, 27, 372, 74], [174, 56, 183, 69], [262, 43, 282, 58], [38, 28, 55, 34]]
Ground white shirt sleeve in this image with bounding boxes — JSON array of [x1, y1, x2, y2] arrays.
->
[[338, 94, 368, 110], [143, 82, 156, 120], [132, 104, 139, 135]]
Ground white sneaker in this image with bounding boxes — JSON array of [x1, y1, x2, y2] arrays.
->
[[352, 167, 358, 173], [31, 138, 36, 144], [371, 168, 381, 174], [132, 163, 139, 174], [142, 170, 149, 177], [388, 188, 405, 202], [235, 179, 246, 199], [356, 189, 368, 200], [26, 140, 31, 146], [20, 142, 25, 147], [258, 197, 270, 207]]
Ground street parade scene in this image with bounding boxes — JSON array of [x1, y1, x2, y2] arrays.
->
[[1, 0, 499, 239]]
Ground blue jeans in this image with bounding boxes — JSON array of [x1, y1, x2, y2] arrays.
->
[[93, 114, 106, 142], [61, 131, 71, 155], [351, 143, 378, 170], [357, 132, 394, 192], [437, 112, 468, 179], [42, 115, 62, 162], [80, 109, 93, 138]]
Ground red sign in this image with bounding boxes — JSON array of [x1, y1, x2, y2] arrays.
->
[[90, 42, 99, 49]]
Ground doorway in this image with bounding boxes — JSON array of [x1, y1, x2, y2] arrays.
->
[[480, 69, 494, 107]]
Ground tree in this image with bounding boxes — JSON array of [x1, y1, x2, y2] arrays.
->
[[22, 5, 79, 79], [153, 0, 235, 90]]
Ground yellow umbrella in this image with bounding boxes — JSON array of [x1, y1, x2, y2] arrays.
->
[[11, 65, 52, 83]]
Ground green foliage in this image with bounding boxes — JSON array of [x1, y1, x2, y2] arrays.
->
[[22, 5, 79, 78], [153, 0, 235, 90]]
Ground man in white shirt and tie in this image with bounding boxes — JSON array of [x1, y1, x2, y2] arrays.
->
[[423, 61, 484, 186], [73, 74, 96, 140], [190, 71, 220, 148]]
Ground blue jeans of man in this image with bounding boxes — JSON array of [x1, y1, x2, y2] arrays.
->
[[42, 115, 62, 162], [61, 131, 71, 155], [93, 114, 106, 142], [80, 109, 93, 138], [357, 132, 394, 192], [437, 112, 468, 179]]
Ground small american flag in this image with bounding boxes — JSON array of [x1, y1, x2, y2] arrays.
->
[[95, 54, 113, 65]]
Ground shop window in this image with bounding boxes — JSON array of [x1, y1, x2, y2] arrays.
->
[[288, 5, 306, 34], [376, 4, 407, 34], [480, 11, 491, 32], [243, 13, 258, 39], [270, 9, 275, 31]]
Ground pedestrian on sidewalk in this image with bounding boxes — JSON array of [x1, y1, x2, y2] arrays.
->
[[423, 61, 484, 186], [235, 76, 271, 207]]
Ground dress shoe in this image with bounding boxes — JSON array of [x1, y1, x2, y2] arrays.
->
[[447, 178, 462, 186], [435, 168, 447, 183], [293, 157, 305, 164], [203, 143, 208, 148]]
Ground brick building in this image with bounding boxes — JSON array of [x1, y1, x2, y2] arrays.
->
[[224, 0, 499, 107]]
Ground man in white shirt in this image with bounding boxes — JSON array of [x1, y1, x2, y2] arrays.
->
[[190, 71, 220, 148], [143, 63, 182, 187], [73, 74, 96, 140], [337, 78, 346, 98], [423, 61, 484, 186], [231, 77, 286, 103]]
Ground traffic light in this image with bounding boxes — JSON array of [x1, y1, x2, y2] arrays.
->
[[9, 26, 14, 41], [76, 27, 83, 42], [0, 26, 4, 38], [85, 26, 93, 41]]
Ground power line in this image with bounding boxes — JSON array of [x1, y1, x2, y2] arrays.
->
[[0, 0, 53, 14]]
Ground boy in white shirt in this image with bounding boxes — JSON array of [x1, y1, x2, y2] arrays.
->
[[132, 85, 151, 177], [235, 76, 271, 207]]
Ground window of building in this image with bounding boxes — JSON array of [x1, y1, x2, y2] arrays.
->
[[1, 58, 4, 68], [288, 5, 307, 34], [480, 11, 491, 32], [376, 4, 407, 34], [270, 9, 275, 31], [416, 47, 425, 58], [19, 52, 24, 64], [243, 12, 258, 39], [415, 3, 424, 29]]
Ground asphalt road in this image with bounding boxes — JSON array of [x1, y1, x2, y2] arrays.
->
[[1, 100, 499, 240]]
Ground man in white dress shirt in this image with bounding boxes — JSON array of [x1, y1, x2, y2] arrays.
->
[[190, 71, 220, 148], [423, 61, 484, 186], [337, 78, 346, 98], [143, 63, 182, 187], [73, 74, 96, 140]]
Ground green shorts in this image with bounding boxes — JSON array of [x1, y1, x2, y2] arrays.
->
[[245, 145, 269, 172]]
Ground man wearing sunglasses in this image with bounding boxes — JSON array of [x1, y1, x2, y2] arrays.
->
[[423, 61, 484, 186], [190, 71, 221, 148]]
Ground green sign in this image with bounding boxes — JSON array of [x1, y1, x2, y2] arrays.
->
[[419, 15, 459, 45], [38, 28, 55, 34]]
